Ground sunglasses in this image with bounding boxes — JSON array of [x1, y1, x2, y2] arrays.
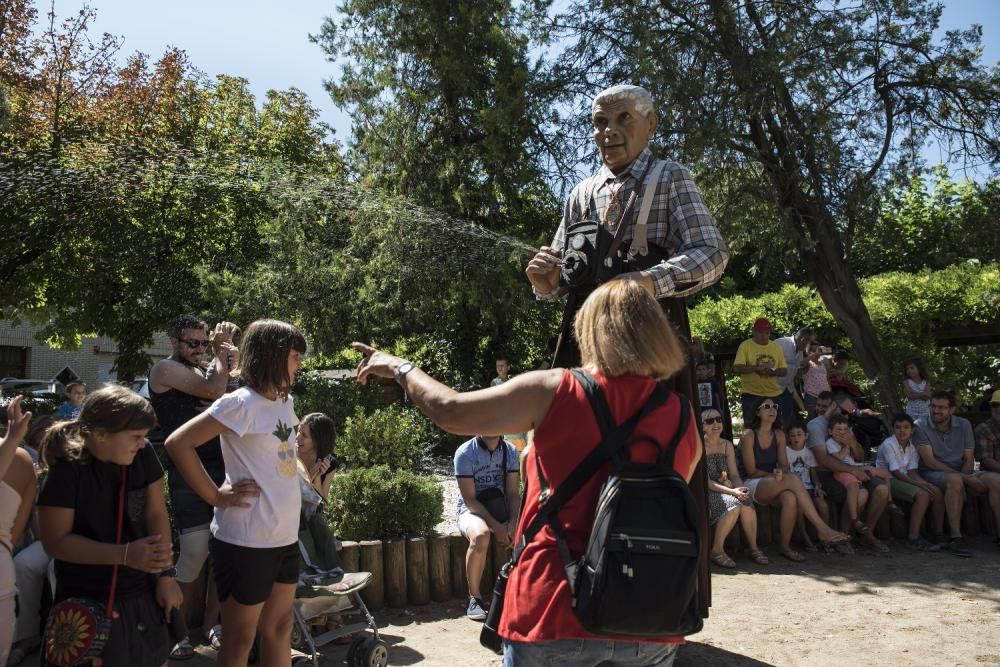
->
[[181, 338, 211, 349], [703, 416, 724, 425], [759, 403, 779, 410]]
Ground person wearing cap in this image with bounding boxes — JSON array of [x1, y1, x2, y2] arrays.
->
[[973, 389, 1000, 547], [732, 319, 787, 423]]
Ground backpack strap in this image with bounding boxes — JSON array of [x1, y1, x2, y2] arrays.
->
[[509, 370, 671, 566]]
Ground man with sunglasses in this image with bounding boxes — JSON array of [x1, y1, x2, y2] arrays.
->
[[149, 314, 237, 660]]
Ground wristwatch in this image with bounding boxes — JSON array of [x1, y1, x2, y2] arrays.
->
[[394, 361, 416, 383], [159, 566, 178, 578]]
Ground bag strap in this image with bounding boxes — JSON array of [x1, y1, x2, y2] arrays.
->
[[106, 465, 127, 612], [510, 369, 670, 565], [658, 393, 691, 468]]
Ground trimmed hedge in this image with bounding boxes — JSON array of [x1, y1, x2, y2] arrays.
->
[[326, 464, 443, 540]]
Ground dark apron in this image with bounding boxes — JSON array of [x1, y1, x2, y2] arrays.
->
[[552, 291, 712, 619]]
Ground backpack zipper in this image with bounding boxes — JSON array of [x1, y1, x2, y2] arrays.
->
[[612, 532, 693, 546]]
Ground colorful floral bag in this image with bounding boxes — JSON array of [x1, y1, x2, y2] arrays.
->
[[43, 466, 127, 666]]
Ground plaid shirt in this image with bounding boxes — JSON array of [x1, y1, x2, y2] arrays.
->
[[974, 417, 1000, 463], [545, 148, 729, 300]]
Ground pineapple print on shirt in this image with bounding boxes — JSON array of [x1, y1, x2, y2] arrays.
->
[[274, 420, 297, 478]]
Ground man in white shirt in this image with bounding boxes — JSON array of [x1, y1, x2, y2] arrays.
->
[[775, 327, 815, 427]]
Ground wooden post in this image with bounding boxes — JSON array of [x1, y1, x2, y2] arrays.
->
[[406, 537, 430, 605], [383, 539, 408, 608], [340, 540, 360, 573], [428, 533, 451, 602], [359, 541, 384, 610], [449, 532, 468, 599]]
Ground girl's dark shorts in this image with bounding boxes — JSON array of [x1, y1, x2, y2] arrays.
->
[[210, 537, 299, 606], [42, 592, 170, 667]]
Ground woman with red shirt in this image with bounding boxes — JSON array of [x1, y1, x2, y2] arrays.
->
[[354, 281, 700, 666]]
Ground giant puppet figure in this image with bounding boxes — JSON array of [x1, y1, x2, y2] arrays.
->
[[526, 84, 729, 617]]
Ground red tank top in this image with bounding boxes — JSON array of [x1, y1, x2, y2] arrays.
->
[[499, 370, 699, 644]]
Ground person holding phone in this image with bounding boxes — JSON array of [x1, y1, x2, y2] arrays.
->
[[295, 413, 339, 499]]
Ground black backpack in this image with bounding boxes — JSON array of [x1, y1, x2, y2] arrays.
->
[[565, 369, 703, 637], [481, 369, 702, 652]]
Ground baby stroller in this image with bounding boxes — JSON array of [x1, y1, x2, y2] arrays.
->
[[289, 480, 388, 666]]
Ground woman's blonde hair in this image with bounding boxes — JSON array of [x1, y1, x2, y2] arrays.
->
[[40, 385, 157, 468], [574, 281, 686, 379]]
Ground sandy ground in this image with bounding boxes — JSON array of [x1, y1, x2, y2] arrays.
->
[[173, 533, 1000, 667]]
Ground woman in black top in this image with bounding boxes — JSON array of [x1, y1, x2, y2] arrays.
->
[[739, 398, 850, 561], [37, 386, 180, 667]]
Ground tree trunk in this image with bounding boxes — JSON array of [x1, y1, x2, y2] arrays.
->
[[702, 0, 903, 414]]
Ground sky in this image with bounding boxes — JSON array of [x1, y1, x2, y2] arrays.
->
[[45, 0, 1000, 173]]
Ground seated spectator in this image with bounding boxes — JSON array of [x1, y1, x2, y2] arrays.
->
[[296, 413, 338, 499], [785, 420, 828, 553], [915, 391, 1000, 557], [973, 390, 1000, 547], [876, 414, 943, 551], [56, 382, 86, 421], [826, 415, 890, 553], [902, 359, 932, 420], [703, 409, 765, 568], [36, 386, 180, 667], [739, 398, 851, 561], [806, 395, 889, 552], [454, 434, 520, 621], [1, 397, 35, 665]]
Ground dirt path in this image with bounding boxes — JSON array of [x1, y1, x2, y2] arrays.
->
[[178, 534, 1000, 666]]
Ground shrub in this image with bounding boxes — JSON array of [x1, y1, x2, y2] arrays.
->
[[338, 404, 434, 470], [327, 465, 443, 540], [292, 370, 382, 431]]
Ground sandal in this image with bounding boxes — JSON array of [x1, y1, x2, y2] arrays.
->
[[205, 624, 222, 651], [853, 520, 871, 536], [169, 639, 196, 661], [860, 532, 890, 554], [802, 542, 820, 553], [749, 550, 769, 565], [710, 552, 736, 568], [780, 547, 806, 562]]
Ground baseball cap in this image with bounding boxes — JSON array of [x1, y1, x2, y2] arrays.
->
[[991, 389, 1000, 406], [752, 318, 772, 333]]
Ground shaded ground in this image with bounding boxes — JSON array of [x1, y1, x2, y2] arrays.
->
[[171, 534, 1000, 666]]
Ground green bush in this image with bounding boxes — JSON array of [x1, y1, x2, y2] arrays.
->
[[326, 464, 443, 540], [292, 370, 382, 431], [338, 404, 434, 470]]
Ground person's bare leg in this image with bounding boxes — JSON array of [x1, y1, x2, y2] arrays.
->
[[777, 490, 797, 550], [217, 598, 264, 667], [844, 483, 860, 523], [981, 473, 1000, 535], [909, 489, 929, 540], [464, 522, 491, 600], [943, 474, 965, 538], [712, 508, 739, 558], [739, 505, 761, 553], [864, 482, 889, 531], [257, 582, 296, 667], [929, 486, 945, 535]]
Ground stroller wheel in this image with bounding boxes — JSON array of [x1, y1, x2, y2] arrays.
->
[[290, 622, 304, 650], [348, 636, 367, 666], [361, 637, 389, 667]]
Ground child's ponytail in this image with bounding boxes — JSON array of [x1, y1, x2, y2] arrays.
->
[[39, 420, 87, 468]]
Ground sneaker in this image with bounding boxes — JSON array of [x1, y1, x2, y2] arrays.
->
[[948, 538, 973, 558], [934, 533, 950, 548], [908, 536, 940, 552], [467, 596, 488, 621]]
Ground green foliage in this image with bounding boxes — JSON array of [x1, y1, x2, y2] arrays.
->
[[691, 262, 1000, 406], [326, 464, 443, 540], [292, 371, 382, 432], [338, 404, 436, 470]]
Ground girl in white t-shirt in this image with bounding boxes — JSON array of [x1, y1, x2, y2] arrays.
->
[[166, 319, 306, 667]]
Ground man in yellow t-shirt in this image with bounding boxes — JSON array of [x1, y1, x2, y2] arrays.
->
[[732, 318, 788, 423]]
